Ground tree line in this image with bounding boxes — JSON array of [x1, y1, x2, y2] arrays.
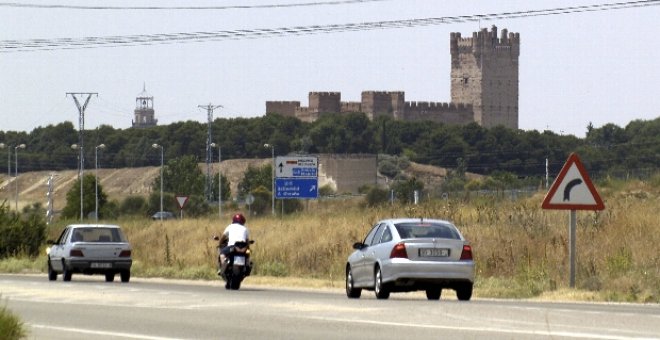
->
[[1, 113, 658, 180]]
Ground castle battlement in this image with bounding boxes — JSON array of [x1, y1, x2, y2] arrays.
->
[[405, 101, 472, 112], [309, 91, 341, 97], [451, 26, 520, 56], [362, 90, 405, 96], [266, 101, 301, 105]]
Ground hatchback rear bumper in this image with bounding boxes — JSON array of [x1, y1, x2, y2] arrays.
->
[[66, 259, 132, 274]]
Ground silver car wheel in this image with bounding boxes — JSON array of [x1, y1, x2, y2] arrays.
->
[[374, 267, 390, 299], [345, 266, 361, 298]]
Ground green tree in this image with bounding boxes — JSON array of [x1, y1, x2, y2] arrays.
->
[[61, 174, 108, 219], [148, 192, 177, 215], [119, 196, 148, 216], [0, 201, 46, 258], [153, 155, 205, 196], [364, 186, 390, 207], [247, 186, 271, 216], [212, 173, 232, 201], [392, 177, 424, 204], [238, 164, 272, 198]]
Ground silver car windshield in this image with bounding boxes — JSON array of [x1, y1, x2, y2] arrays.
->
[[71, 227, 127, 243], [394, 222, 460, 240]]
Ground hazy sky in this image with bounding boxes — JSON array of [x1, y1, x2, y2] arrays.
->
[[1, 0, 659, 137]]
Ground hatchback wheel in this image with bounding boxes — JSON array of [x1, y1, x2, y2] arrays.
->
[[62, 262, 72, 282], [426, 287, 442, 300], [345, 266, 362, 298], [47, 260, 57, 281], [456, 283, 473, 301], [105, 273, 115, 282], [120, 270, 131, 283], [374, 267, 390, 299]]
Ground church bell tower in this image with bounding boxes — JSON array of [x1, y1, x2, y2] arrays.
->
[[132, 84, 158, 128]]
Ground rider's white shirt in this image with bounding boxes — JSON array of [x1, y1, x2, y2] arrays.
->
[[223, 223, 249, 246]]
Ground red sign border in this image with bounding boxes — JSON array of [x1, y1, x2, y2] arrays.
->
[[542, 153, 605, 211], [175, 195, 189, 210]]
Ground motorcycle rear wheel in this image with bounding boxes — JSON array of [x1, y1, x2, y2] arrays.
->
[[229, 266, 243, 290]]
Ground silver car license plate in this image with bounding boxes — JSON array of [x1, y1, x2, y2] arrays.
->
[[419, 248, 449, 257]]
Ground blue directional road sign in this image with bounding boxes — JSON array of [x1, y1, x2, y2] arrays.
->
[[275, 178, 318, 199]]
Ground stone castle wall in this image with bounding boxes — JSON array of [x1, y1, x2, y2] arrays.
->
[[318, 153, 377, 194], [265, 26, 519, 129]]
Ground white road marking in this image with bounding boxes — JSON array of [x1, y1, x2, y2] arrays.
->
[[30, 324, 187, 340], [301, 316, 660, 340]]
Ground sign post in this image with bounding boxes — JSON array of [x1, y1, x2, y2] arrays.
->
[[175, 195, 189, 219], [542, 153, 604, 287]]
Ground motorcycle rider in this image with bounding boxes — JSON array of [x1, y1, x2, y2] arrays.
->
[[217, 213, 250, 276]]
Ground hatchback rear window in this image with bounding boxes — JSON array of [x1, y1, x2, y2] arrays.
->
[[394, 222, 460, 240], [71, 227, 127, 243]]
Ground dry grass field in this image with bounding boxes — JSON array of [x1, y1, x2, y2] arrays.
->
[[28, 174, 658, 302], [2, 166, 657, 302]]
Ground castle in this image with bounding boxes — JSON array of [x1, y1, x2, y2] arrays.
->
[[266, 26, 520, 129]]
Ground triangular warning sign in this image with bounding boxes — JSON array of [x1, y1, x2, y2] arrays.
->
[[175, 195, 189, 209], [542, 153, 605, 211]]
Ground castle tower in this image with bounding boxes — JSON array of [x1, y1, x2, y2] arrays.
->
[[132, 84, 158, 128], [450, 26, 520, 129]]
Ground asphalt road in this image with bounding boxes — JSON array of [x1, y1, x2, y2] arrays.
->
[[1, 274, 658, 340]]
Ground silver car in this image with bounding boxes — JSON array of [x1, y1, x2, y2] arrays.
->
[[346, 218, 474, 300], [47, 224, 133, 282]]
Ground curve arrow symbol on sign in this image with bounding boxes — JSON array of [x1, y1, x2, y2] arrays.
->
[[563, 178, 582, 201]]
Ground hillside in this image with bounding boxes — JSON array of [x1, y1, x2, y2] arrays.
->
[[0, 159, 452, 212]]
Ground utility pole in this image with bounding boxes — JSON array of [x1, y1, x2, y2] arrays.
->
[[198, 103, 222, 202], [67, 92, 97, 221]]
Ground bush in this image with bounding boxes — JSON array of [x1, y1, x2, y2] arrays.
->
[[120, 196, 148, 216], [364, 187, 389, 207], [0, 202, 47, 258], [277, 199, 303, 215], [318, 184, 336, 197], [248, 186, 272, 216], [0, 302, 25, 340]]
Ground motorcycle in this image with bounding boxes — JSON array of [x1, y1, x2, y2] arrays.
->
[[214, 236, 254, 290]]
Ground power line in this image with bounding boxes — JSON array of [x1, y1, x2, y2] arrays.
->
[[2, 0, 660, 53], [0, 0, 390, 10]]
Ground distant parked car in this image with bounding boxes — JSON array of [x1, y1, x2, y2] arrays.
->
[[345, 218, 474, 300], [152, 211, 175, 220], [47, 224, 132, 282]]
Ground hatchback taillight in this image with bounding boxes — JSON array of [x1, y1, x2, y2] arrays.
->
[[69, 249, 84, 257], [119, 250, 132, 257], [460, 245, 473, 260], [390, 242, 408, 259]]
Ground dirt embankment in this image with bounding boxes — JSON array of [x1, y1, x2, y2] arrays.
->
[[0, 159, 270, 212], [0, 158, 452, 211]]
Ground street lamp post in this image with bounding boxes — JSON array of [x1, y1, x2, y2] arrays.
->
[[210, 143, 222, 218], [14, 144, 26, 211], [0, 143, 8, 179], [152, 144, 164, 221], [71, 144, 84, 221], [264, 144, 275, 216], [95, 144, 106, 222]]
